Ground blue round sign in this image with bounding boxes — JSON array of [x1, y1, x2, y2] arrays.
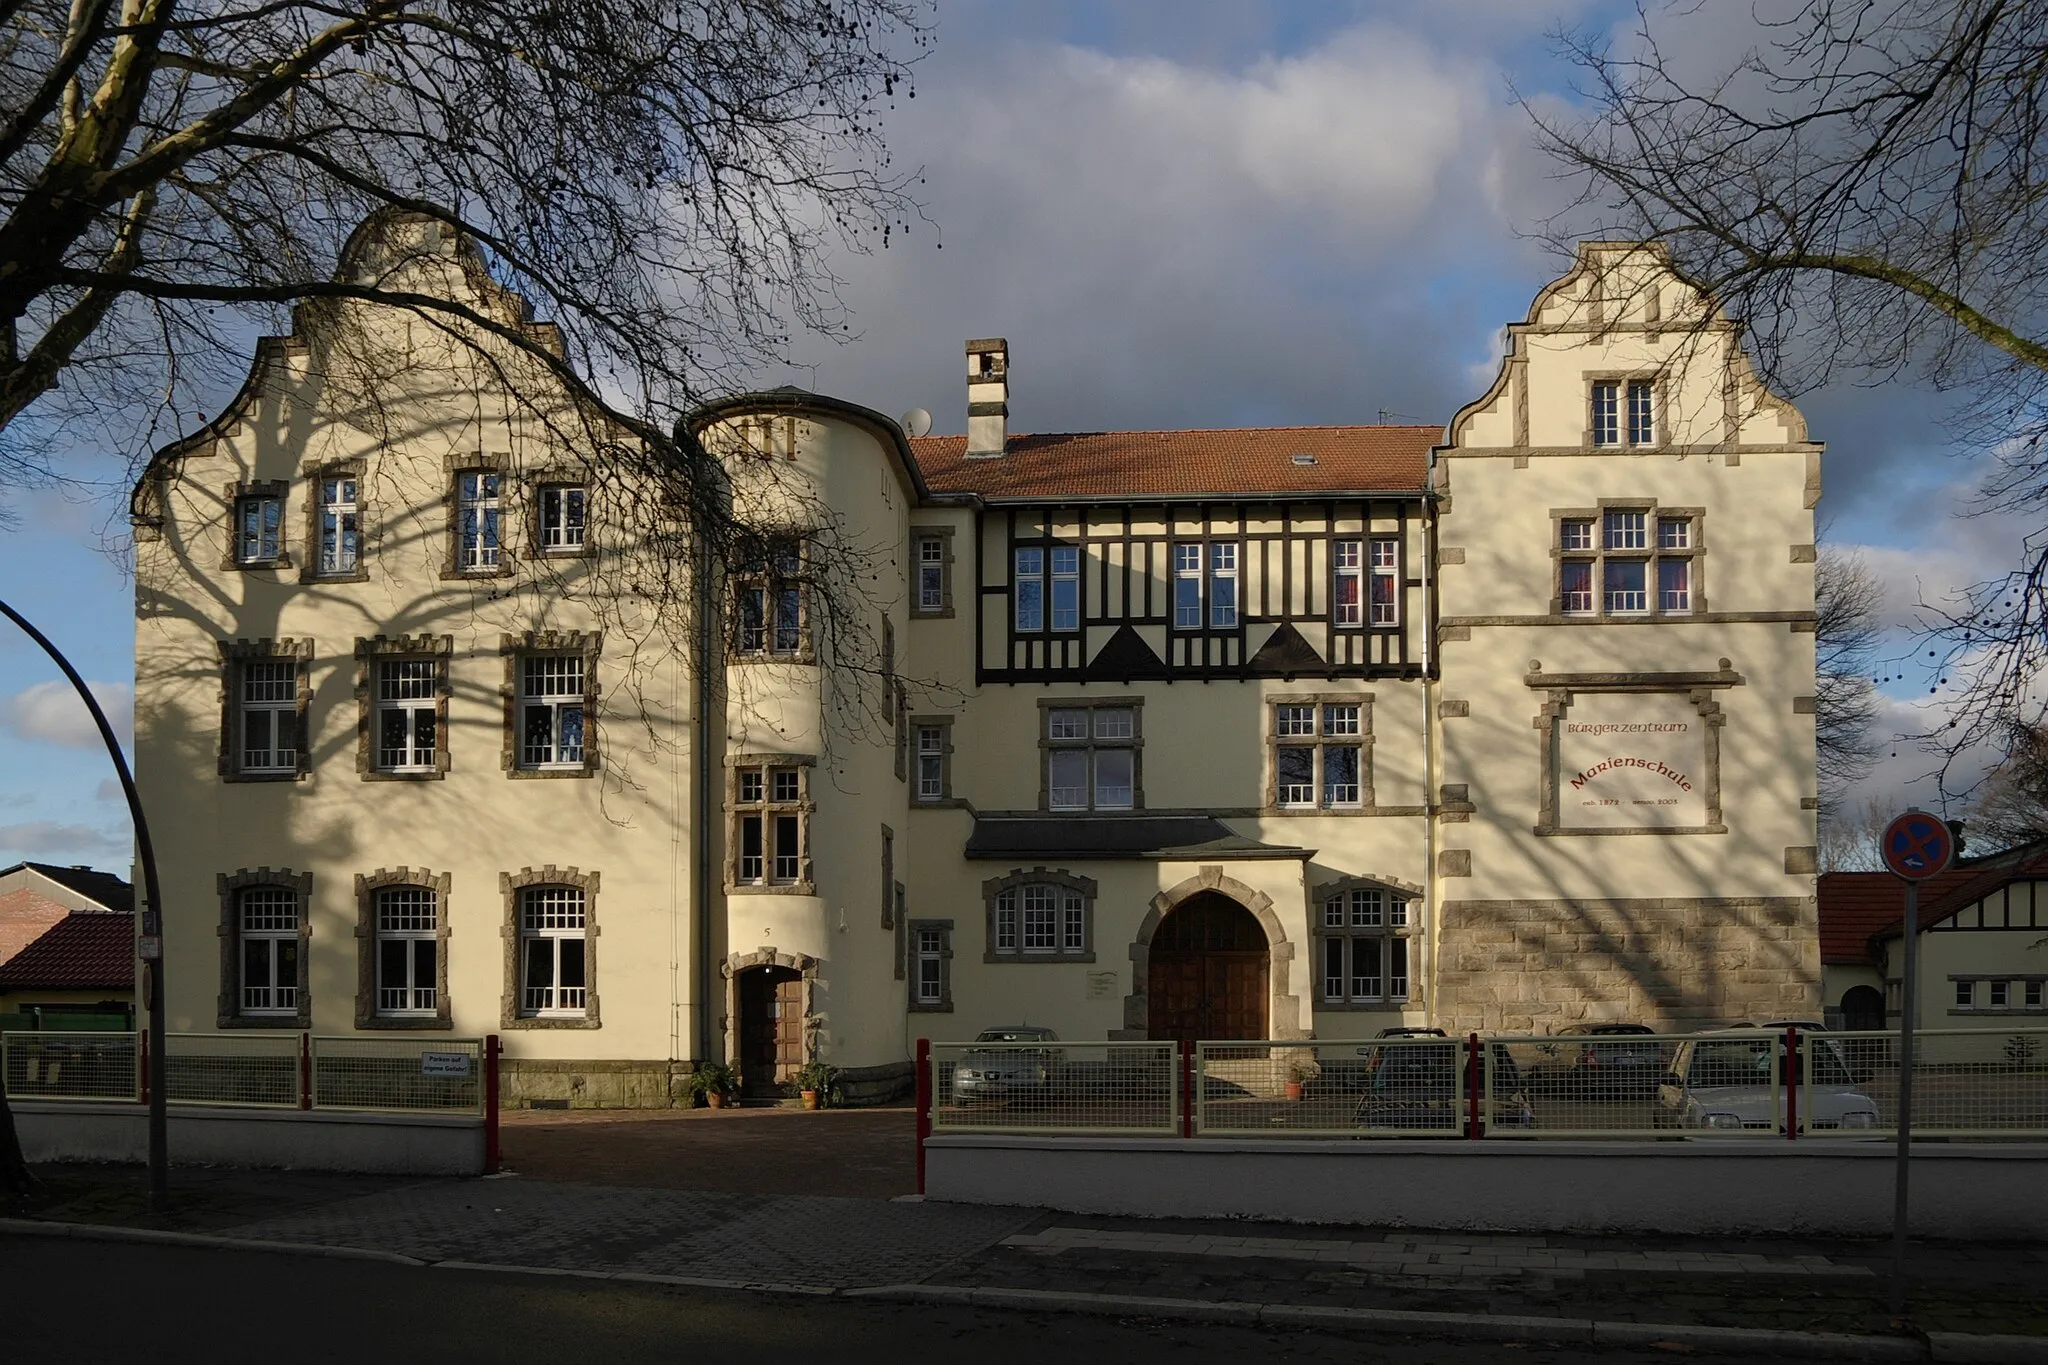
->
[[1882, 811, 1955, 881]]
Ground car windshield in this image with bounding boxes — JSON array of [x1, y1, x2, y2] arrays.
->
[[975, 1028, 1055, 1044], [1687, 1037, 1853, 1087]]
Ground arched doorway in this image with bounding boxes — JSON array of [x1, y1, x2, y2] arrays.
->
[[1840, 984, 1885, 1031], [1147, 892, 1269, 1043], [737, 965, 804, 1098]]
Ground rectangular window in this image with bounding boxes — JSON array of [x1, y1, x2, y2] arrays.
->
[[733, 763, 806, 886], [1990, 980, 2010, 1008], [2027, 981, 2044, 1008], [239, 887, 300, 1014], [1050, 546, 1081, 631], [1591, 381, 1619, 447], [1368, 539, 1399, 627], [1560, 561, 1594, 615], [375, 887, 438, 1016], [1658, 558, 1691, 613], [456, 471, 501, 572], [1044, 703, 1139, 811], [1268, 700, 1368, 810], [1173, 543, 1202, 629], [1559, 519, 1594, 551], [1014, 547, 1044, 632], [1208, 543, 1238, 628], [916, 535, 946, 612], [1560, 509, 1700, 617], [317, 476, 359, 575], [1603, 559, 1648, 613], [239, 660, 299, 775], [993, 884, 1089, 959], [235, 492, 284, 565], [519, 886, 587, 1017], [1318, 887, 1415, 1005], [519, 655, 586, 769], [737, 540, 805, 656], [375, 659, 440, 773], [1333, 541, 1362, 627], [1657, 517, 1691, 549], [538, 484, 587, 553], [916, 725, 947, 801], [1955, 980, 1974, 1008], [916, 927, 944, 1005], [1604, 511, 1647, 550], [1627, 379, 1656, 445]]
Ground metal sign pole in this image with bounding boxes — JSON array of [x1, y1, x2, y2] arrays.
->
[[1889, 878, 1918, 1318]]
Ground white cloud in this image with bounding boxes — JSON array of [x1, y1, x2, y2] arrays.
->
[[0, 820, 128, 858], [0, 679, 133, 749]]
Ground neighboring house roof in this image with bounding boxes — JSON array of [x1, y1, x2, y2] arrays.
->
[[0, 911, 135, 990], [1817, 838, 2048, 965], [910, 426, 1437, 500], [0, 862, 133, 914]]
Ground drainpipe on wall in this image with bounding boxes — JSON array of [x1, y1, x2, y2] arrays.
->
[[691, 442, 723, 1065], [1421, 487, 1441, 1031]]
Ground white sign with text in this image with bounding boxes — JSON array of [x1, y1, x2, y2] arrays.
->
[[1558, 691, 1707, 829]]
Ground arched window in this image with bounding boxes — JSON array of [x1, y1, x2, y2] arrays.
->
[[982, 869, 1097, 962], [216, 868, 312, 1028]]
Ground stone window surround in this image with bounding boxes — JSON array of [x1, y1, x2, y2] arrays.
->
[[501, 865, 602, 1030], [1037, 695, 1144, 812], [499, 630, 603, 779], [1550, 500, 1708, 618], [725, 752, 817, 895], [718, 947, 821, 1068], [222, 479, 293, 571], [299, 456, 370, 584], [216, 867, 313, 1029], [217, 637, 315, 783], [1261, 692, 1377, 814], [880, 825, 894, 929], [441, 451, 514, 581], [1529, 661, 1738, 837], [730, 531, 816, 663], [1310, 872, 1426, 1011], [982, 867, 1098, 964], [528, 465, 595, 561], [1583, 369, 1668, 450], [909, 525, 956, 618], [353, 634, 455, 781], [1948, 974, 2048, 1017], [1113, 867, 1305, 1042], [909, 714, 958, 804], [354, 866, 454, 1030], [908, 918, 955, 1012]]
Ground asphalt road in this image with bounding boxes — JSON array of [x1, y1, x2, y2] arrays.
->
[[3, 1235, 1795, 1364]]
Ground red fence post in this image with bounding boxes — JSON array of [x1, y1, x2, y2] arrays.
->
[[1180, 1039, 1196, 1138], [298, 1032, 312, 1110], [915, 1037, 932, 1196], [1466, 1033, 1482, 1139], [1785, 1026, 1799, 1141], [484, 1034, 502, 1173]]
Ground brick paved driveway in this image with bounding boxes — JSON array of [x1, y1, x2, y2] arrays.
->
[[499, 1105, 918, 1199]]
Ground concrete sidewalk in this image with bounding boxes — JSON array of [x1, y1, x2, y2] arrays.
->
[[10, 1164, 2046, 1361]]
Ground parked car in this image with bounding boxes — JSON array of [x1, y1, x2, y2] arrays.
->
[[1657, 1030, 1880, 1133], [1355, 1034, 1532, 1130], [951, 1025, 1062, 1102], [1554, 1023, 1665, 1099]]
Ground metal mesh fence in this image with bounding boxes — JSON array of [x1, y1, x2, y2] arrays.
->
[[1198, 1038, 1474, 1137], [1488, 1030, 1784, 1137], [1803, 1028, 2048, 1137], [930, 1040, 1176, 1134], [311, 1036, 483, 1114], [164, 1032, 301, 1107], [0, 1031, 139, 1102]]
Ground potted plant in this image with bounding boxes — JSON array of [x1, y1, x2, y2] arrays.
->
[[689, 1061, 738, 1109], [785, 1061, 836, 1110], [1283, 1056, 1319, 1102]]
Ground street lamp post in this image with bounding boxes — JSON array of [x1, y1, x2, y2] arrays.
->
[[0, 597, 167, 1215]]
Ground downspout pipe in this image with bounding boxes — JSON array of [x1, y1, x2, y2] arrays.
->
[[686, 434, 723, 1065]]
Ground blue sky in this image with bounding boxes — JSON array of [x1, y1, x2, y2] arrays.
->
[[0, 0, 2010, 870]]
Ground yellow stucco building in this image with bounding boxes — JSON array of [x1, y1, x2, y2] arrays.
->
[[132, 217, 1821, 1104]]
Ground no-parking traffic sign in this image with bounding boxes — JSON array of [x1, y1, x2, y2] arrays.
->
[[1881, 809, 1955, 881]]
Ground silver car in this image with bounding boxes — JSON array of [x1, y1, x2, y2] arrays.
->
[[952, 1025, 1061, 1102], [1659, 1030, 1880, 1133]]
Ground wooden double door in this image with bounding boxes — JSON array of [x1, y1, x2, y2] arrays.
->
[[738, 966, 804, 1098], [1146, 892, 1269, 1043]]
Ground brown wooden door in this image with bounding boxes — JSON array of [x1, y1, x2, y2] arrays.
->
[[738, 966, 804, 1097], [1146, 893, 1269, 1043]]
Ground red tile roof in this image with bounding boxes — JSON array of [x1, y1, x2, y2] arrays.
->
[[1818, 842, 2048, 964], [910, 426, 1437, 500], [0, 911, 134, 990]]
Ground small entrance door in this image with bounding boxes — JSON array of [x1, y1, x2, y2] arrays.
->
[[738, 966, 805, 1098], [1840, 985, 1885, 1031], [1147, 892, 1268, 1043]]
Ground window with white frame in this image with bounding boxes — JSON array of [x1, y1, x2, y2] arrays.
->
[[1591, 379, 1658, 448], [913, 719, 951, 802], [239, 886, 300, 1015], [455, 471, 502, 572], [234, 489, 285, 565], [1044, 703, 1138, 811], [1955, 979, 1974, 1009], [1317, 885, 1415, 1005], [733, 762, 808, 887], [375, 659, 441, 773], [519, 655, 587, 769], [1627, 379, 1656, 445], [736, 539, 805, 656], [1590, 380, 1620, 447], [909, 920, 953, 1010], [1013, 544, 1079, 632], [1368, 539, 1399, 626], [519, 886, 588, 1017], [1014, 546, 1044, 631], [1171, 542, 1239, 629], [538, 483, 587, 554], [985, 873, 1095, 961], [375, 886, 438, 1016], [316, 474, 359, 575], [1556, 507, 1699, 618], [1269, 700, 1368, 810], [1333, 541, 1363, 627], [914, 532, 949, 613], [238, 659, 300, 775], [1208, 543, 1238, 627], [1172, 543, 1202, 628]]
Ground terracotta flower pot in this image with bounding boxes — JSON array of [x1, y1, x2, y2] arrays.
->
[[1284, 1080, 1305, 1102], [705, 1091, 727, 1110], [800, 1089, 821, 1110]]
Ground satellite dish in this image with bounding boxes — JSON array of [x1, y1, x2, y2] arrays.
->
[[900, 407, 933, 438]]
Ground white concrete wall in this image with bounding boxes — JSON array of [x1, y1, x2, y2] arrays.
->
[[15, 1100, 484, 1176], [925, 1134, 2048, 1239]]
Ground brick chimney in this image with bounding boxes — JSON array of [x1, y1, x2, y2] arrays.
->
[[965, 338, 1008, 459]]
